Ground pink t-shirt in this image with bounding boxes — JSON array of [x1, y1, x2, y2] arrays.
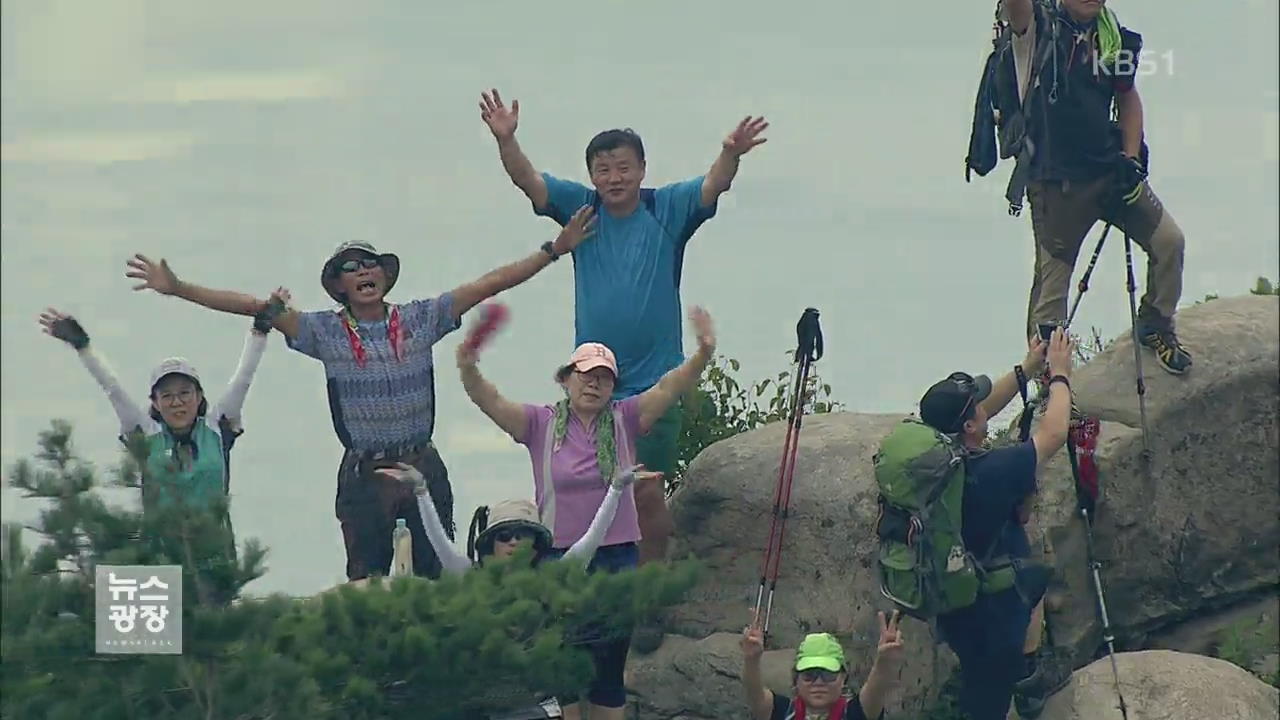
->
[[518, 396, 643, 549]]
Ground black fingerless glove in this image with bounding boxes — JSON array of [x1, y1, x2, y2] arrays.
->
[[1113, 153, 1147, 207], [253, 297, 286, 334], [52, 317, 90, 350]]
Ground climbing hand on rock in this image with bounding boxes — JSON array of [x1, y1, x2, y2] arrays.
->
[[376, 462, 428, 496], [39, 308, 90, 350]]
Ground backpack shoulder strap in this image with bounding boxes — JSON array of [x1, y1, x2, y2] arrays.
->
[[540, 408, 559, 536]]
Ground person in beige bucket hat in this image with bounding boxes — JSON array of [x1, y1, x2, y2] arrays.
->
[[123, 209, 596, 583]]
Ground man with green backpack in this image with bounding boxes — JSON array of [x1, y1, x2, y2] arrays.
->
[[873, 328, 1075, 719]]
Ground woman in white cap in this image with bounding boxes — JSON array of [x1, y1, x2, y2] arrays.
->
[[454, 305, 716, 720], [375, 461, 649, 574], [37, 289, 287, 510]]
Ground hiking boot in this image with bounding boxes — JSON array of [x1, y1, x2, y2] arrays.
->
[[1013, 646, 1073, 719], [1137, 322, 1193, 375]]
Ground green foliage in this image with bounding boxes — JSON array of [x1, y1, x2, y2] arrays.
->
[[672, 351, 843, 494], [2, 421, 701, 719], [1214, 611, 1280, 689], [916, 671, 969, 720], [1249, 277, 1279, 296]]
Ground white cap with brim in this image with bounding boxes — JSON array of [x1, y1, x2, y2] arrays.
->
[[149, 358, 202, 392], [475, 499, 553, 551]]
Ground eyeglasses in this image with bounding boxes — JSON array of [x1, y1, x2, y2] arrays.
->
[[493, 528, 534, 544], [338, 257, 380, 274], [798, 668, 841, 684]]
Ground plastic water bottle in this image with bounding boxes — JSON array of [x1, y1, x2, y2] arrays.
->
[[391, 518, 413, 578]]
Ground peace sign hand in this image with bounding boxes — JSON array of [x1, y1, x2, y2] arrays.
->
[[874, 610, 905, 669], [722, 116, 769, 157], [479, 88, 519, 140]]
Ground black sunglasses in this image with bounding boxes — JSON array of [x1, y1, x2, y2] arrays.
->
[[798, 668, 841, 684], [337, 256, 380, 274], [493, 528, 534, 544]]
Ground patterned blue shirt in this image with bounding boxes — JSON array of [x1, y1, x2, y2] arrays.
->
[[286, 293, 460, 451]]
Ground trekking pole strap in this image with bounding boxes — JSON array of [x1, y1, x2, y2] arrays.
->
[[1014, 364, 1033, 442], [795, 308, 823, 363]]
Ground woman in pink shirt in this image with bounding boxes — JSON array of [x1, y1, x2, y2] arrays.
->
[[457, 305, 716, 720]]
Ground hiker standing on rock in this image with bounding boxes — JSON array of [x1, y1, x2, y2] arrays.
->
[[477, 87, 767, 571], [915, 329, 1076, 719], [739, 614, 904, 720], [123, 211, 595, 582], [998, 0, 1191, 374], [455, 305, 717, 720], [37, 291, 283, 513]]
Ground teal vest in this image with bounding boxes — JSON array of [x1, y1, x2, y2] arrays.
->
[[136, 418, 230, 510]]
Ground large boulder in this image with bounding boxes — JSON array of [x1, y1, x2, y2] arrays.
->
[[626, 295, 1279, 718], [1030, 294, 1280, 664], [1041, 649, 1279, 720]]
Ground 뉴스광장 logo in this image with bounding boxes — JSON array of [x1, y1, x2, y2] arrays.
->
[[95, 564, 182, 655]]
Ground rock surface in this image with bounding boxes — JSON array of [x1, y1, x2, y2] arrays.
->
[[626, 295, 1280, 718], [1041, 649, 1279, 720]]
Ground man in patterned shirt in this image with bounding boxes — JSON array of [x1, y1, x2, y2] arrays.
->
[[125, 209, 596, 581]]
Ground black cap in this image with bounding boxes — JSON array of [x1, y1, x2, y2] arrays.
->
[[919, 372, 993, 434]]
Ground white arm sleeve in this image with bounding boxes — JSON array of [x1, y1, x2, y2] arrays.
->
[[416, 492, 472, 575], [562, 484, 624, 562], [76, 347, 151, 435], [207, 330, 268, 428], [1012, 11, 1039, 103]]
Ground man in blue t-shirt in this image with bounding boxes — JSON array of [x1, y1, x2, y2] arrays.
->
[[477, 87, 768, 569], [916, 329, 1075, 720]]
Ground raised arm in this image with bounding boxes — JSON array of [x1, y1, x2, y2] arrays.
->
[[377, 464, 471, 575], [857, 610, 906, 720], [40, 310, 150, 435], [739, 622, 775, 720], [456, 343, 528, 443], [449, 206, 596, 318], [479, 89, 549, 210], [207, 289, 289, 426], [562, 466, 650, 562], [978, 334, 1047, 420], [1032, 328, 1075, 467], [125, 254, 301, 339], [637, 306, 716, 433], [700, 116, 768, 207]]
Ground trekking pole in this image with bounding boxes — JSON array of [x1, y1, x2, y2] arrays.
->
[[1065, 223, 1112, 329], [1121, 233, 1153, 461], [1066, 436, 1129, 720], [753, 308, 824, 636]]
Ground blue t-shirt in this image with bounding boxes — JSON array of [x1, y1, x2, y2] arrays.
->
[[534, 172, 717, 398], [960, 440, 1038, 562]]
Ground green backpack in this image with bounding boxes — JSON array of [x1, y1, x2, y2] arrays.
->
[[872, 418, 1013, 620]]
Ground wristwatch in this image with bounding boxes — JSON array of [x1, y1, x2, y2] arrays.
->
[[540, 241, 561, 261]]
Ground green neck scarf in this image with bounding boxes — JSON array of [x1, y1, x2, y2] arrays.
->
[[553, 399, 616, 486], [1096, 7, 1122, 67]]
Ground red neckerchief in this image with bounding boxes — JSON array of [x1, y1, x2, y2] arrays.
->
[[792, 696, 848, 720], [339, 305, 403, 369]]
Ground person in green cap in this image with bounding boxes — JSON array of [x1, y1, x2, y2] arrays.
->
[[740, 611, 904, 720]]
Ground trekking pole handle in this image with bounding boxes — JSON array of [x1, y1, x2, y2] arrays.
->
[[795, 308, 823, 363]]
